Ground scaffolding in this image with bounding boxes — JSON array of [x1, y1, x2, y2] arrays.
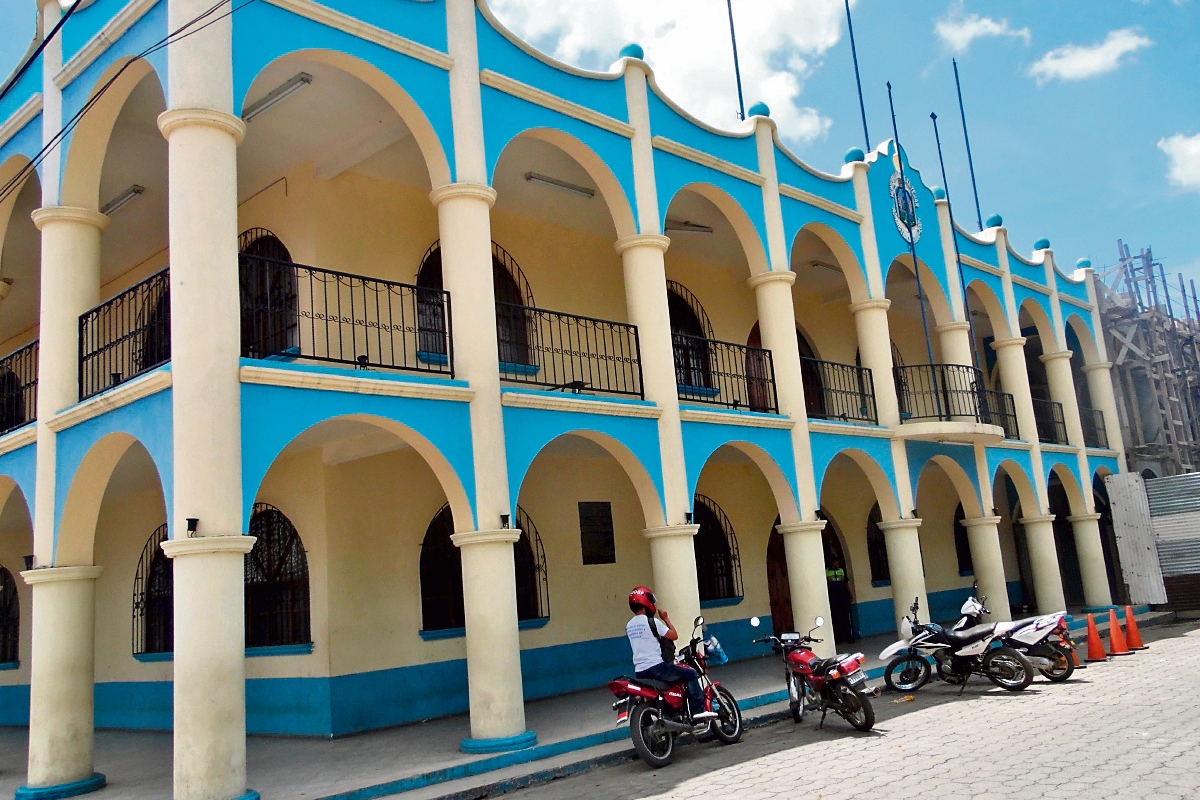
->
[[1098, 240, 1200, 476]]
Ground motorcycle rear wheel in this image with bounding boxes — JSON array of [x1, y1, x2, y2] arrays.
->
[[710, 686, 743, 744], [630, 704, 675, 768], [983, 646, 1034, 691], [837, 684, 875, 732], [884, 653, 930, 692], [1039, 644, 1075, 683]]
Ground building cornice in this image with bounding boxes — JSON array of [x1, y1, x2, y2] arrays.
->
[[480, 69, 633, 138], [47, 368, 171, 433], [239, 365, 474, 403]]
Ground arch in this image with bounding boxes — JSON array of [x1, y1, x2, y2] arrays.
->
[[247, 413, 472, 533], [1048, 462, 1088, 516], [240, 49, 451, 188], [965, 279, 1011, 340], [791, 221, 870, 306], [916, 455, 985, 519], [0, 155, 37, 258], [132, 523, 172, 656], [60, 57, 161, 210], [819, 447, 901, 521], [492, 127, 636, 241], [239, 227, 299, 359], [0, 565, 17, 664], [665, 182, 769, 276], [245, 503, 312, 648], [692, 494, 743, 602], [57, 433, 165, 565], [1018, 297, 1057, 348], [885, 254, 954, 328], [1064, 313, 1101, 365], [692, 440, 800, 525], [992, 458, 1041, 518]]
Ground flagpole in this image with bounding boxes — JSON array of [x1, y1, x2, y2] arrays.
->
[[953, 59, 984, 231], [844, 0, 871, 150], [726, 0, 746, 121]]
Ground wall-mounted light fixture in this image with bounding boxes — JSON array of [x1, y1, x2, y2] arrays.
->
[[523, 172, 595, 198], [186, 517, 200, 537], [99, 184, 144, 216], [500, 514, 511, 529], [243, 72, 313, 122], [809, 260, 843, 275], [22, 555, 33, 570], [684, 512, 694, 525], [664, 219, 713, 234]]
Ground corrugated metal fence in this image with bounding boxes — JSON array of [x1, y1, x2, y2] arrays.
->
[[1105, 473, 1168, 605], [1141, 472, 1200, 609]]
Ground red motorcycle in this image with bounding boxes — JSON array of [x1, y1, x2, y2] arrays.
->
[[609, 615, 743, 767], [750, 615, 879, 732]]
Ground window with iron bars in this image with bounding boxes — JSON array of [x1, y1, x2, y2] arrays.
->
[[132, 523, 172, 656], [693, 495, 743, 603], [0, 566, 18, 664], [246, 504, 311, 648]]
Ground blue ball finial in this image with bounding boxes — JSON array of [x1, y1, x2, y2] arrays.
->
[[1033, 237, 1050, 250], [844, 147, 865, 164], [1076, 258, 1092, 269], [619, 43, 644, 60], [985, 213, 1003, 228], [932, 187, 946, 200], [747, 101, 770, 118]]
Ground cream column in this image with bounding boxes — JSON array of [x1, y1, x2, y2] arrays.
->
[[775, 521, 834, 657], [877, 519, 928, 634], [1067, 513, 1112, 609], [936, 321, 973, 368], [851, 299, 900, 426], [1041, 350, 1085, 448], [1083, 362, 1121, 453], [642, 525, 702, 635], [960, 517, 1012, 621], [991, 337, 1039, 444], [1019, 514, 1066, 613], [19, 567, 104, 795]]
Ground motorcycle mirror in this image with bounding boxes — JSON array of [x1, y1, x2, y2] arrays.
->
[[749, 616, 761, 628], [694, 615, 704, 628], [814, 616, 825, 628]]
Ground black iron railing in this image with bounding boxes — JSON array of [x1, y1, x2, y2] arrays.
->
[[1031, 397, 1069, 445], [239, 254, 453, 376], [799, 357, 877, 425], [983, 389, 1019, 439], [79, 269, 170, 400], [894, 363, 988, 423], [494, 302, 643, 398], [1080, 405, 1109, 449], [673, 333, 777, 413], [0, 341, 37, 435]]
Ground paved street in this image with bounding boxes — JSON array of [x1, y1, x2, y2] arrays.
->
[[504, 621, 1200, 800]]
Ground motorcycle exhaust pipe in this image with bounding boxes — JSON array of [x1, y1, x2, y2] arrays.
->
[[1025, 656, 1053, 669], [655, 718, 705, 734]]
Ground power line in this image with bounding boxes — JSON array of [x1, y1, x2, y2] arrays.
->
[[0, 0, 82, 104]]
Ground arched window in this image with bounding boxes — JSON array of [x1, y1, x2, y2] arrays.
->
[[138, 282, 171, 372], [0, 566, 18, 664], [866, 503, 890, 586], [693, 495, 743, 602], [420, 504, 550, 632], [239, 228, 299, 359], [132, 523, 172, 656], [668, 281, 713, 393], [795, 328, 826, 418], [953, 504, 974, 576], [245, 504, 311, 648]]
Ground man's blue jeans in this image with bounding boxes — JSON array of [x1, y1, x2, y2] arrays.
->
[[636, 662, 705, 713]]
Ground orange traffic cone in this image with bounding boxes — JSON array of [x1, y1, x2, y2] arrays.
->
[[1085, 614, 1107, 662], [1124, 606, 1148, 650], [1107, 608, 1132, 656]]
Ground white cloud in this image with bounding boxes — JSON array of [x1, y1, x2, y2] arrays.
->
[[1027, 28, 1152, 85], [1158, 133, 1200, 193], [934, 10, 1030, 54], [487, 0, 845, 146]]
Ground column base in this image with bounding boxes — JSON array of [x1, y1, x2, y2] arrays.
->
[[15, 773, 106, 800], [459, 730, 538, 754]]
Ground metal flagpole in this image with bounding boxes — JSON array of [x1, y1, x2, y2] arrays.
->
[[953, 59, 984, 232], [888, 82, 941, 418], [844, 0, 871, 150], [726, 0, 746, 121]]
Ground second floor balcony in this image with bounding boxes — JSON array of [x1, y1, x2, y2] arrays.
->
[[1031, 397, 1069, 446], [673, 333, 778, 414], [894, 363, 1014, 443], [0, 341, 37, 436], [1080, 405, 1110, 449], [800, 357, 877, 425]]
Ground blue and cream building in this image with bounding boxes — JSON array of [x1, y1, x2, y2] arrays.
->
[[0, 0, 1128, 797]]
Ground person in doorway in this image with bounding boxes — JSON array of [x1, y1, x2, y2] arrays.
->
[[626, 586, 716, 721], [826, 555, 856, 643]]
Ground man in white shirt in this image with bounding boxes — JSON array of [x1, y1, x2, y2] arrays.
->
[[626, 586, 716, 721]]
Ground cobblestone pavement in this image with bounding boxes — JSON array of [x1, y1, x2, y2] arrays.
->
[[505, 621, 1200, 800]]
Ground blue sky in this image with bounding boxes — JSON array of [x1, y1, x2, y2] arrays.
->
[[4, 0, 1198, 296]]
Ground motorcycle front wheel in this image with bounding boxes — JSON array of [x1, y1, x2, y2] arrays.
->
[[884, 653, 930, 692], [1039, 644, 1075, 683], [787, 673, 804, 723], [630, 704, 675, 768], [837, 684, 876, 732], [709, 686, 743, 744], [983, 646, 1034, 691]]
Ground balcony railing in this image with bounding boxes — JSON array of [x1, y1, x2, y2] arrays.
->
[[0, 341, 37, 435], [673, 333, 777, 413], [80, 269, 170, 400], [982, 389, 1019, 439], [239, 254, 453, 376], [799, 357, 877, 425], [1080, 405, 1109, 449], [894, 363, 990, 423], [1031, 397, 1069, 445], [493, 302, 643, 398]]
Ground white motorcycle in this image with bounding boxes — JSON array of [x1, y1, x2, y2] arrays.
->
[[880, 597, 1034, 694], [953, 596, 1074, 683]]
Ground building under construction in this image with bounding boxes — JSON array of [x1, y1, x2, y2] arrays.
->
[[1098, 240, 1200, 477]]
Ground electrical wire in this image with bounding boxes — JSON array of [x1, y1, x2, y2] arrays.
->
[[0, 0, 83, 104]]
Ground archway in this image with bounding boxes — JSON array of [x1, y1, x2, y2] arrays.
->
[[884, 255, 954, 366], [914, 457, 985, 622], [993, 459, 1041, 615], [0, 481, 32, 714], [0, 159, 40, 396]]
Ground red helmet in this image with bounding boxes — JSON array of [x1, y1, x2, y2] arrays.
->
[[629, 586, 657, 615]]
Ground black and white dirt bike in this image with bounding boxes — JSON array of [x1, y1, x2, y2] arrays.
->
[[880, 597, 1034, 694], [953, 595, 1074, 683]]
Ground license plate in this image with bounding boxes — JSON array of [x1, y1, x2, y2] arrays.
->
[[615, 710, 628, 726], [847, 670, 866, 685]]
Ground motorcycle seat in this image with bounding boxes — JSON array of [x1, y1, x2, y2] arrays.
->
[[943, 623, 994, 648], [632, 677, 673, 691]]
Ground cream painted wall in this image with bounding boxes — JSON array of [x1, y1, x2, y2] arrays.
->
[[819, 456, 887, 606], [0, 488, 33, 684], [914, 465, 975, 596], [791, 290, 859, 364], [664, 254, 759, 346]]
